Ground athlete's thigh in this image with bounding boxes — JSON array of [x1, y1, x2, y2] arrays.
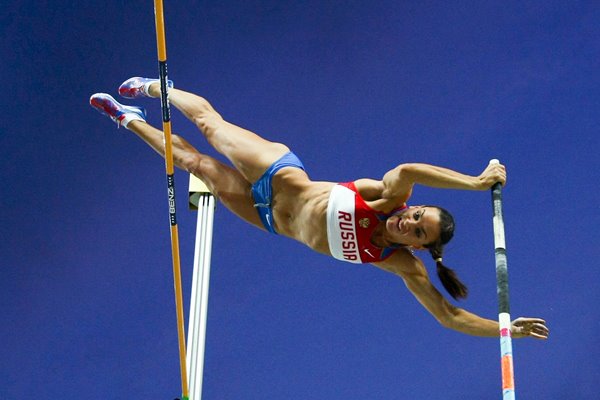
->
[[205, 118, 290, 183], [193, 155, 265, 231]]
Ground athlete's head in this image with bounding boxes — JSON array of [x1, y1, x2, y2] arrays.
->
[[384, 206, 442, 248], [385, 206, 467, 300]]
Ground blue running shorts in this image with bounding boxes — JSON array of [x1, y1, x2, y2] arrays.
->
[[251, 152, 305, 234]]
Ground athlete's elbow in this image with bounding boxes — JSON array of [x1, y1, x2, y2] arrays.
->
[[436, 305, 461, 330], [396, 163, 419, 176], [382, 164, 415, 199], [435, 313, 453, 329], [396, 164, 421, 186]]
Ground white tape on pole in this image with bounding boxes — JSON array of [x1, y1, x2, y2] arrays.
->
[[493, 216, 506, 249]]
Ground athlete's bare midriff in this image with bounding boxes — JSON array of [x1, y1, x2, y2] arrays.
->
[[269, 168, 335, 254]]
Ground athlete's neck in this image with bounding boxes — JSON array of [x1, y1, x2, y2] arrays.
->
[[370, 221, 393, 248]]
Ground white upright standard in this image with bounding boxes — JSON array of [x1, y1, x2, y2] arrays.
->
[[187, 174, 216, 400]]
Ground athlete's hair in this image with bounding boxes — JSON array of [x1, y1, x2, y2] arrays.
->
[[424, 206, 468, 300]]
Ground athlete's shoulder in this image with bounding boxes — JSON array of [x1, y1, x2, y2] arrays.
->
[[352, 178, 384, 200], [373, 248, 426, 277]]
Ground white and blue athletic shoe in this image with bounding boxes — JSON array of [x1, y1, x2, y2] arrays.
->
[[89, 93, 146, 128], [118, 77, 174, 99]]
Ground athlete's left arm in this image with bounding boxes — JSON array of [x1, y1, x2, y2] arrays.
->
[[373, 250, 549, 339], [381, 162, 506, 200]]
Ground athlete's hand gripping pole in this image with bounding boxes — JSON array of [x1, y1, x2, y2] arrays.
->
[[153, 1, 189, 399], [490, 159, 515, 400]]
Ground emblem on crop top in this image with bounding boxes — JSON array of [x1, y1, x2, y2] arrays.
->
[[359, 218, 370, 228]]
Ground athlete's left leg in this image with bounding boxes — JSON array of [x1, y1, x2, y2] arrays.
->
[[90, 93, 264, 229]]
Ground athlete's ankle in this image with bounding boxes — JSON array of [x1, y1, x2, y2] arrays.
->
[[123, 118, 145, 130], [147, 82, 161, 98]]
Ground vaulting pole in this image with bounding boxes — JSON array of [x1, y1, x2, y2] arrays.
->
[[153, 1, 189, 399], [490, 159, 515, 400]]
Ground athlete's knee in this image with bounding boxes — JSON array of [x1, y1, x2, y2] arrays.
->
[[189, 98, 222, 130], [187, 154, 219, 182], [177, 151, 203, 174], [194, 112, 223, 134], [188, 156, 242, 199]]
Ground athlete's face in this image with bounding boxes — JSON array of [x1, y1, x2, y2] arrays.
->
[[385, 206, 441, 249]]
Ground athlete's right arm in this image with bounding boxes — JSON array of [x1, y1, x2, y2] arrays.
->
[[373, 250, 500, 337], [374, 250, 549, 339]]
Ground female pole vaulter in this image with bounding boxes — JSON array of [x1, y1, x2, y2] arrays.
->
[[90, 78, 548, 340]]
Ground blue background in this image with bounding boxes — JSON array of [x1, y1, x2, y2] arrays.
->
[[2, 1, 598, 399]]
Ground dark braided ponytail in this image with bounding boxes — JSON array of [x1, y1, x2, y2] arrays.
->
[[425, 206, 468, 300]]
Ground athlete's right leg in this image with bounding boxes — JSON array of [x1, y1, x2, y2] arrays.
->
[[90, 93, 264, 229], [119, 78, 290, 183]]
